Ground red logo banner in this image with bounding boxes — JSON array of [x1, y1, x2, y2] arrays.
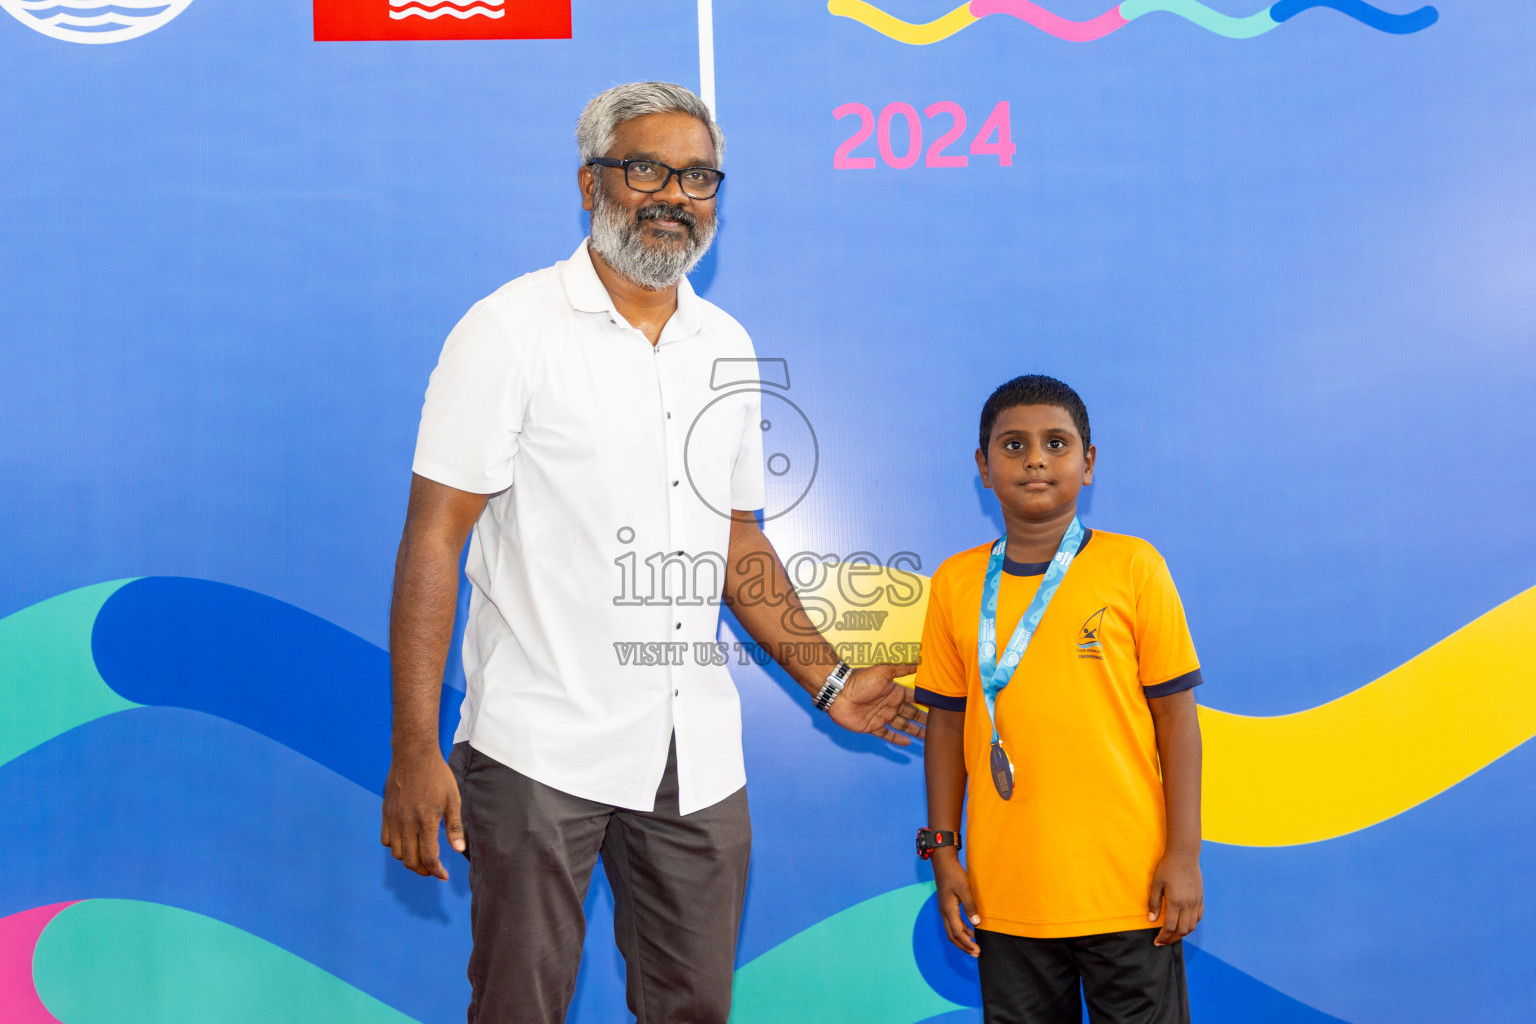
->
[[314, 0, 571, 41]]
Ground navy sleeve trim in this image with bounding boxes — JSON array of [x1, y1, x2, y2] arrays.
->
[[914, 687, 968, 712], [1143, 668, 1203, 699]]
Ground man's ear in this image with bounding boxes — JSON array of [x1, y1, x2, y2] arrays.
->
[[578, 165, 596, 213], [1082, 444, 1096, 485], [975, 448, 992, 489]]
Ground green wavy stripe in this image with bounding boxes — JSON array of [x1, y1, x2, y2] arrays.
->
[[0, 580, 139, 768], [1118, 0, 1280, 36], [33, 899, 421, 1024], [729, 882, 958, 1024]]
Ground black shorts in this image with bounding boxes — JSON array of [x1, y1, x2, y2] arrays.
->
[[976, 927, 1190, 1024]]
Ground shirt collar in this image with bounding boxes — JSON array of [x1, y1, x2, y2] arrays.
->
[[669, 272, 703, 341], [559, 239, 614, 314], [1001, 529, 1095, 577], [559, 239, 703, 343]]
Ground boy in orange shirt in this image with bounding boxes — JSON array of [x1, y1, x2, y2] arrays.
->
[[914, 375, 1204, 1024]]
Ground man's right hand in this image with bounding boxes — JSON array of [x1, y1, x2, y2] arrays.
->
[[385, 475, 486, 882], [933, 852, 981, 957], [381, 748, 465, 881]]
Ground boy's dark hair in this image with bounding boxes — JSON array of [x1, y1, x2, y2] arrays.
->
[[979, 375, 1091, 453]]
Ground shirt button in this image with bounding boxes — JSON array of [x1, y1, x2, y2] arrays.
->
[[672, 480, 679, 487], [674, 689, 680, 697], [675, 622, 682, 630], [666, 412, 672, 419]]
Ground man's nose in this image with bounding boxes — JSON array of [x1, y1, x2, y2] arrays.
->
[[654, 170, 691, 205]]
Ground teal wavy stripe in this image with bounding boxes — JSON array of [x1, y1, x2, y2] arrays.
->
[[1118, 0, 1279, 37], [32, 900, 421, 1024], [730, 883, 958, 1024], [0, 580, 139, 768]]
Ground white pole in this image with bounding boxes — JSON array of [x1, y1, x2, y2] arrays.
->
[[697, 0, 716, 116]]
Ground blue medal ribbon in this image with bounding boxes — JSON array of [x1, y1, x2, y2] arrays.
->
[[977, 517, 1084, 799]]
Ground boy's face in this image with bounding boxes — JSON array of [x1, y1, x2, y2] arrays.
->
[[975, 404, 1096, 523]]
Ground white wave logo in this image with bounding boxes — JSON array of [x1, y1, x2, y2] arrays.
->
[[389, 0, 504, 19], [0, 0, 196, 42]]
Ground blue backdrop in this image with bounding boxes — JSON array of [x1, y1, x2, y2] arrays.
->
[[3, 0, 1534, 1022]]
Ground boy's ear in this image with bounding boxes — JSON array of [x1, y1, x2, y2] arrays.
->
[[1083, 444, 1096, 485], [975, 447, 992, 489]]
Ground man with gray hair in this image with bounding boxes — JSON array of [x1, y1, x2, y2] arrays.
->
[[382, 81, 926, 1024]]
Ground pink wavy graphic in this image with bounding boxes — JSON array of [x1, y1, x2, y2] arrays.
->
[[0, 902, 76, 1024], [970, 0, 1129, 39]]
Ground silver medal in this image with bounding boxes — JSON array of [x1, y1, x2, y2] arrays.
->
[[990, 740, 1014, 800]]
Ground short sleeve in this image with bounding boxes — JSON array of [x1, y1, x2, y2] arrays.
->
[[730, 387, 766, 511], [913, 569, 969, 712], [411, 301, 531, 495], [1134, 550, 1203, 698]]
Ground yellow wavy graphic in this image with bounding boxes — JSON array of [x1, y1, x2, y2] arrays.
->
[[827, 0, 977, 43], [799, 566, 1536, 846]]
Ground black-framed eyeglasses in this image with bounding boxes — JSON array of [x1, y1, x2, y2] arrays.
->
[[588, 157, 725, 200]]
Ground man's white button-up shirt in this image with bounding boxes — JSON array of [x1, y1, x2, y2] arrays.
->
[[412, 241, 765, 814]]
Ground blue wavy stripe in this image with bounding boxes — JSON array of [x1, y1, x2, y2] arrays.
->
[[1269, 0, 1438, 32], [1186, 945, 1353, 1023], [26, 4, 170, 17], [50, 19, 134, 30], [1199, 734, 1536, 1023], [91, 577, 460, 795], [0, 708, 470, 1024]]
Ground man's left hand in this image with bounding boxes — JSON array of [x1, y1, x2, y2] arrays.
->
[[829, 663, 926, 745]]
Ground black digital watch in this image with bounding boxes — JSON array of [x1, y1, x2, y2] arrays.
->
[[916, 827, 962, 860]]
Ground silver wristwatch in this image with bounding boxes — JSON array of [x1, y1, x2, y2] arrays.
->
[[813, 660, 853, 712]]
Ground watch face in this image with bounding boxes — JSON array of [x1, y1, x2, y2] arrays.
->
[[917, 829, 956, 859]]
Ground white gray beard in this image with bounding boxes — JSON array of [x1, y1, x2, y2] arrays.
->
[[589, 187, 717, 291]]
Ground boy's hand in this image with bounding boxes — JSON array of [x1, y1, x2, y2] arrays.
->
[[1148, 850, 1203, 946], [932, 852, 981, 957], [830, 663, 926, 745]]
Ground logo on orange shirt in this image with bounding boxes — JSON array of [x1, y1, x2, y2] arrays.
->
[[313, 0, 570, 40], [1077, 607, 1106, 660]]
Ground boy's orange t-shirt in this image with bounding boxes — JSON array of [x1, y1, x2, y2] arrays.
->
[[913, 529, 1202, 939]]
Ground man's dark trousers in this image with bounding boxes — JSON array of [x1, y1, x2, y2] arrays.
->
[[449, 738, 751, 1024]]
